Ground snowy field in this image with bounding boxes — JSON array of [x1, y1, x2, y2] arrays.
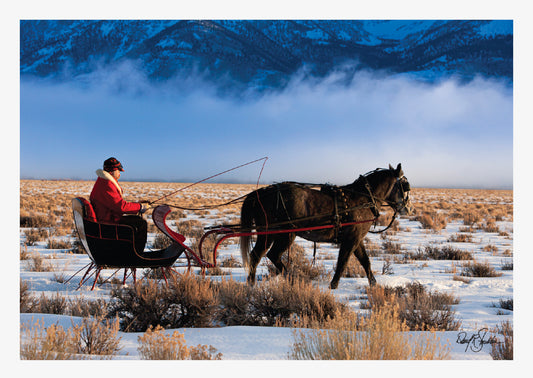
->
[[19, 180, 514, 362]]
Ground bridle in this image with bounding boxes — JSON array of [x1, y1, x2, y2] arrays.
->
[[368, 174, 411, 234]]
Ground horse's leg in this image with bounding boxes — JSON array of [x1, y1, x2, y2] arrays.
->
[[330, 241, 356, 289], [266, 233, 296, 275], [247, 235, 273, 285], [353, 243, 376, 286]]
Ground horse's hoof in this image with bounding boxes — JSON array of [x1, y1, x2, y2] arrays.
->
[[330, 281, 339, 290]]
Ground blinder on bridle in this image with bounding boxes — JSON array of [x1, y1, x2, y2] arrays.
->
[[392, 176, 412, 215]]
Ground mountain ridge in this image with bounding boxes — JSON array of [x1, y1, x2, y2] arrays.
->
[[20, 20, 513, 92]]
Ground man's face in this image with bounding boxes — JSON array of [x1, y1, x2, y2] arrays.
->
[[110, 169, 121, 180]]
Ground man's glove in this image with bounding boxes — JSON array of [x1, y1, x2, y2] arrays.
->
[[140, 202, 152, 214]]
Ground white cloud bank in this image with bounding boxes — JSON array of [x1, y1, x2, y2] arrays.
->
[[20, 64, 513, 189]]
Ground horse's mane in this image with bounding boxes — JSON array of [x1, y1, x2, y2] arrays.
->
[[349, 167, 396, 189]]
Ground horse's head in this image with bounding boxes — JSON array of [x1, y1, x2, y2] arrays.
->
[[351, 163, 412, 215], [386, 175, 413, 215]]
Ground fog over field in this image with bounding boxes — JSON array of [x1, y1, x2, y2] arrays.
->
[[20, 63, 512, 189]]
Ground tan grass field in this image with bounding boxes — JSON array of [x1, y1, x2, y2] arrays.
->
[[19, 179, 513, 360]]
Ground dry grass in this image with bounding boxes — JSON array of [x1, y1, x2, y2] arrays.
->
[[137, 325, 222, 360], [216, 276, 347, 327], [460, 259, 503, 277], [289, 303, 450, 360], [381, 239, 403, 254], [341, 255, 367, 278], [491, 320, 513, 360], [25, 253, 55, 272], [109, 272, 347, 331], [448, 233, 473, 243], [266, 243, 328, 282], [21, 290, 111, 318], [415, 211, 448, 231], [20, 317, 122, 359], [109, 273, 218, 332], [425, 245, 473, 260], [364, 282, 461, 331]]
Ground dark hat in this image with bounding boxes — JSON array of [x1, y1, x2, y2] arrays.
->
[[103, 157, 124, 172]]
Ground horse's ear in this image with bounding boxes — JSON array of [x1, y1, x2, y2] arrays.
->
[[395, 163, 403, 177], [389, 164, 394, 170]]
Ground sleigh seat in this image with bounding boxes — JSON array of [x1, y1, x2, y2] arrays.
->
[[70, 197, 186, 290]]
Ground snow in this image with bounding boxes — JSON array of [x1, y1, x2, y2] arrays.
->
[[19, 312, 497, 361], [478, 21, 513, 37], [18, 183, 515, 363]]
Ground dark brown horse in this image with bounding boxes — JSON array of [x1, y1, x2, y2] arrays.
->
[[239, 164, 411, 289]]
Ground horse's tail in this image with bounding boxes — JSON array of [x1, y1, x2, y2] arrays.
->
[[239, 193, 256, 270]]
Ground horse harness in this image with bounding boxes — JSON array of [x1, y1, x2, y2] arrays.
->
[[320, 177, 382, 242]]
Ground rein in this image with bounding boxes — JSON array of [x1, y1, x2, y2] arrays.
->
[[158, 165, 407, 236]]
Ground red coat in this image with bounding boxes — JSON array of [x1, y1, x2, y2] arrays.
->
[[90, 169, 141, 223]]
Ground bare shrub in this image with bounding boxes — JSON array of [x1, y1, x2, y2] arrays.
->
[[289, 303, 450, 360], [267, 243, 328, 282], [463, 211, 481, 226], [32, 292, 68, 315], [20, 245, 31, 260], [216, 278, 258, 326], [69, 317, 122, 357], [381, 258, 394, 275], [71, 238, 86, 254], [491, 320, 513, 360], [382, 240, 403, 254], [501, 260, 513, 271], [24, 228, 48, 246], [68, 298, 109, 318], [460, 260, 503, 277], [481, 220, 500, 233], [423, 245, 473, 260], [46, 238, 72, 250], [26, 254, 55, 272], [452, 275, 472, 284], [137, 325, 222, 360], [219, 255, 242, 268], [20, 320, 76, 360], [365, 283, 461, 331], [20, 281, 34, 313], [250, 277, 347, 326], [151, 233, 173, 249], [364, 238, 380, 257], [203, 265, 230, 276], [20, 317, 122, 360], [109, 274, 218, 332], [20, 214, 52, 228], [166, 208, 186, 220], [177, 219, 203, 239], [216, 277, 347, 327], [495, 298, 513, 311], [415, 211, 447, 231], [189, 344, 224, 360], [483, 244, 499, 253], [448, 233, 473, 243], [342, 255, 367, 278]]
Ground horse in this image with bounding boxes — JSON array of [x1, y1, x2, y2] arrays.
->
[[239, 164, 412, 289]]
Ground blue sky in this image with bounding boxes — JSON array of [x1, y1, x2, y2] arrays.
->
[[20, 63, 513, 189]]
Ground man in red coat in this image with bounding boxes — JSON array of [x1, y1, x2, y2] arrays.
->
[[90, 157, 151, 251]]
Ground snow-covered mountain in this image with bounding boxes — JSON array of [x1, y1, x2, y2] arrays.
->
[[20, 20, 512, 92]]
